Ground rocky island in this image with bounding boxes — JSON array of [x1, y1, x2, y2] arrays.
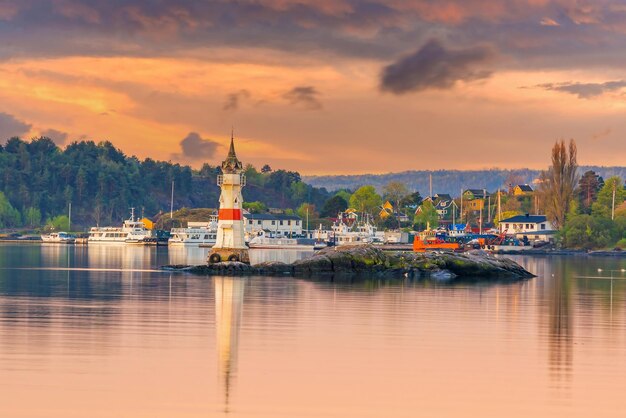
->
[[163, 245, 534, 280]]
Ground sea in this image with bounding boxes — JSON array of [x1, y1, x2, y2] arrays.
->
[[0, 243, 625, 417]]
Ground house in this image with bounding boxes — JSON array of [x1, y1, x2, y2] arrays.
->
[[498, 214, 556, 242], [416, 194, 458, 221], [513, 184, 533, 196], [244, 213, 303, 237], [462, 189, 491, 211]]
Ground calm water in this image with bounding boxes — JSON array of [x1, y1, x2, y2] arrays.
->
[[0, 244, 625, 418]]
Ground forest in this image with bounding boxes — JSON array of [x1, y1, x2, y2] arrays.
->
[[0, 137, 331, 229]]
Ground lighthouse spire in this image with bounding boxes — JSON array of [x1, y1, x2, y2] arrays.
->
[[222, 129, 243, 174]]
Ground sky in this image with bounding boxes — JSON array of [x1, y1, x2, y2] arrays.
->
[[0, 0, 625, 174]]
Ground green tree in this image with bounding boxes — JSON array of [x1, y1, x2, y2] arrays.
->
[[321, 195, 348, 217], [593, 176, 625, 219], [23, 207, 42, 228], [334, 190, 352, 203], [243, 201, 267, 214], [0, 192, 21, 228], [296, 203, 318, 223], [349, 186, 382, 216], [414, 200, 439, 231], [45, 215, 70, 232]]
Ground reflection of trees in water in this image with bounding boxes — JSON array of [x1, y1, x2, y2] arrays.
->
[[547, 258, 572, 387], [215, 277, 245, 412]]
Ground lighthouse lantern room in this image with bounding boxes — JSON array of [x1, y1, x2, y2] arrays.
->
[[208, 136, 250, 264]]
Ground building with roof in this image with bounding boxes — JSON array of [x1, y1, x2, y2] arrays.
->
[[513, 184, 534, 196], [244, 213, 303, 237], [499, 214, 556, 241]]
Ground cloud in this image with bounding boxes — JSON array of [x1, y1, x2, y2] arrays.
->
[[177, 132, 219, 160], [536, 80, 626, 98], [282, 86, 322, 110], [380, 39, 495, 94], [41, 128, 69, 145], [0, 112, 31, 138], [540, 17, 560, 26], [223, 89, 251, 111]]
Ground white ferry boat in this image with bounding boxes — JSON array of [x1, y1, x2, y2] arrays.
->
[[41, 231, 75, 243], [248, 230, 324, 249], [169, 220, 218, 246], [88, 209, 152, 244]]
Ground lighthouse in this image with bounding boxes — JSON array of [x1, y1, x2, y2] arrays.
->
[[208, 136, 250, 264]]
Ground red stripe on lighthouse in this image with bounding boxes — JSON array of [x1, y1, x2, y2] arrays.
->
[[219, 209, 242, 221]]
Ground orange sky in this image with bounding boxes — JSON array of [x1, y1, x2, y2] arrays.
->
[[0, 1, 625, 174]]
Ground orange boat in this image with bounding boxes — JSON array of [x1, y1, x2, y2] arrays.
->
[[413, 236, 462, 252]]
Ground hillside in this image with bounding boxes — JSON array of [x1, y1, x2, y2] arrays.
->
[[303, 167, 626, 195], [0, 137, 330, 229]]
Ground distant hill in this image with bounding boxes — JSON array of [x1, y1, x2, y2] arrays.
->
[[303, 167, 626, 196]]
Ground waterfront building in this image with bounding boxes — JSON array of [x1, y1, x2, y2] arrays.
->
[[208, 137, 250, 264], [244, 213, 303, 237], [498, 214, 556, 242]]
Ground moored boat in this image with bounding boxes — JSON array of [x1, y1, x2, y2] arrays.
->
[[88, 209, 152, 244], [41, 231, 75, 243], [169, 220, 218, 246]]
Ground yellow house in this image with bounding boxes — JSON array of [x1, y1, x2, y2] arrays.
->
[[513, 184, 534, 196]]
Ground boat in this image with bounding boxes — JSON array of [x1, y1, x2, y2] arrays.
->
[[485, 234, 533, 253], [329, 211, 379, 246], [88, 209, 152, 244], [248, 230, 322, 249], [169, 220, 218, 246], [41, 231, 75, 243], [413, 235, 462, 252]]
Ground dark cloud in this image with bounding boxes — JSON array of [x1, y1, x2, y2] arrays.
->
[[282, 86, 322, 110], [0, 112, 31, 138], [380, 39, 495, 94], [178, 132, 219, 160], [0, 1, 625, 76], [223, 89, 250, 111], [41, 128, 69, 145], [535, 80, 626, 98]]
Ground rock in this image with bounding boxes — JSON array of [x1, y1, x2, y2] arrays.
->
[[161, 244, 534, 280]]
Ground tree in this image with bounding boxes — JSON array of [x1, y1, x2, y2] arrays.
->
[[414, 200, 438, 231], [537, 139, 578, 229], [23, 207, 42, 228], [261, 164, 272, 173], [45, 215, 70, 232], [349, 186, 382, 216], [577, 170, 603, 213], [400, 191, 422, 209], [0, 192, 21, 228], [593, 176, 625, 219], [296, 203, 318, 224], [321, 195, 348, 217], [243, 201, 267, 214], [382, 181, 409, 209]]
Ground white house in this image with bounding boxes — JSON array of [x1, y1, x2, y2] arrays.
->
[[499, 214, 556, 242], [243, 213, 303, 237]]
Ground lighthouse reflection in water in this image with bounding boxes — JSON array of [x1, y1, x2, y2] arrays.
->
[[214, 277, 245, 411]]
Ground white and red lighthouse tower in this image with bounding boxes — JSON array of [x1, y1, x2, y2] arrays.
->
[[208, 136, 250, 264]]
